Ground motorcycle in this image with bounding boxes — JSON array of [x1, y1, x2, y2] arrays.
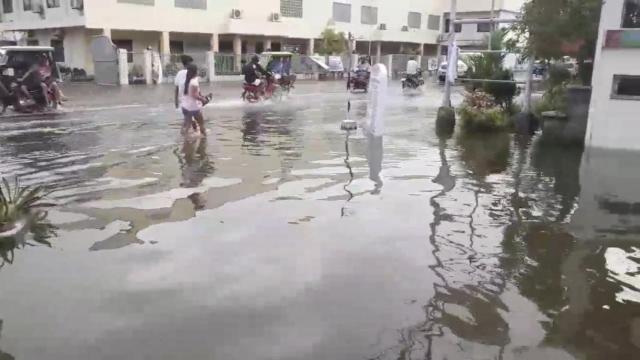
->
[[242, 73, 283, 103], [349, 70, 370, 93], [0, 77, 57, 114], [277, 73, 296, 95], [402, 69, 425, 91]]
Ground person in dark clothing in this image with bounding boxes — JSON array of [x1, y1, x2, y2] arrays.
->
[[242, 55, 268, 87]]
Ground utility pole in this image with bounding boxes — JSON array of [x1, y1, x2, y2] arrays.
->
[[442, 0, 457, 107]]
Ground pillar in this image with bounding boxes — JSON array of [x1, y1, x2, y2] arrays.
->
[[264, 38, 272, 51], [118, 49, 129, 85], [233, 35, 242, 72], [246, 39, 256, 55], [418, 43, 424, 56], [384, 55, 393, 80], [307, 38, 315, 55], [143, 49, 153, 85], [160, 31, 170, 57], [210, 33, 219, 53], [376, 42, 382, 64], [206, 51, 216, 82], [102, 28, 111, 39]]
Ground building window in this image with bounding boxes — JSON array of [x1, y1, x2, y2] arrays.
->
[[361, 5, 377, 25], [117, 0, 154, 5], [427, 15, 440, 31], [333, 2, 350, 23], [445, 19, 461, 33], [477, 22, 491, 32], [51, 39, 64, 62], [23, 0, 32, 11], [46, 0, 59, 8], [113, 39, 133, 63], [612, 75, 640, 100], [169, 40, 184, 54], [175, 0, 206, 10], [623, 0, 640, 28], [2, 0, 13, 13], [280, 0, 302, 18], [408, 12, 421, 29]]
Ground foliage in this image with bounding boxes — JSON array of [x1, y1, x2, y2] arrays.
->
[[0, 178, 50, 233], [547, 65, 572, 88], [458, 91, 511, 132], [464, 30, 518, 111], [317, 28, 347, 55], [511, 0, 602, 85], [534, 85, 568, 115]]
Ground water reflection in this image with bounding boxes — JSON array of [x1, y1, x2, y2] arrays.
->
[[0, 211, 56, 270], [176, 138, 214, 189]]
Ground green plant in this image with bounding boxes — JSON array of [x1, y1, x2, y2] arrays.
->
[[317, 28, 347, 55], [459, 105, 510, 132], [547, 65, 572, 88], [535, 84, 568, 115], [0, 178, 50, 233]]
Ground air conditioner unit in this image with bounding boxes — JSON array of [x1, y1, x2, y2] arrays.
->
[[33, 3, 45, 19], [270, 13, 281, 22], [231, 9, 242, 19], [70, 0, 84, 11], [401, 25, 409, 32], [378, 23, 387, 30]]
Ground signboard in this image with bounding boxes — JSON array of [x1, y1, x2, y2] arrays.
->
[[605, 30, 640, 49], [328, 56, 344, 72]]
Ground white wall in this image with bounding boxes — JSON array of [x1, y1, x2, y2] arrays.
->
[[0, 0, 85, 29], [586, 0, 640, 150]]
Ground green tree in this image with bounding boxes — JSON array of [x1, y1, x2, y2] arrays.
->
[[511, 0, 602, 85], [317, 28, 347, 55]]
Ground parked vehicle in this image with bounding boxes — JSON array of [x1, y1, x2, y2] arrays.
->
[[0, 46, 61, 114], [437, 61, 469, 83], [402, 68, 425, 91]]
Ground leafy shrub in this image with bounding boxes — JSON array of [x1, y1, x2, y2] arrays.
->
[[459, 105, 510, 132], [534, 85, 568, 115], [485, 69, 519, 111], [547, 65, 572, 88]]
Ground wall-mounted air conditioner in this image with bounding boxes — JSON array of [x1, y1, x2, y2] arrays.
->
[[231, 9, 242, 19], [378, 23, 387, 30], [70, 0, 84, 11], [270, 13, 281, 22], [401, 25, 409, 32], [33, 3, 45, 19]]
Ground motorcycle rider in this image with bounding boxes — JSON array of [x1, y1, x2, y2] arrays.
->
[[405, 56, 422, 88], [242, 55, 269, 93]]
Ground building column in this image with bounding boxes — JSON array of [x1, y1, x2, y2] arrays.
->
[[233, 35, 242, 72], [246, 39, 256, 55], [210, 33, 219, 53], [264, 38, 272, 51], [160, 31, 170, 57], [307, 38, 315, 55], [376, 41, 382, 64], [418, 43, 424, 56], [102, 28, 111, 39]]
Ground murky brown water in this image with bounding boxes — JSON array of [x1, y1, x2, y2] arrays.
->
[[0, 82, 638, 360]]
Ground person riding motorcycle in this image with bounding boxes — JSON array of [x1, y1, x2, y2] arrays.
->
[[242, 55, 269, 95], [404, 56, 423, 89]]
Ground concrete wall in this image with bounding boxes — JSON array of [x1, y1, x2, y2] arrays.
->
[[586, 0, 640, 150]]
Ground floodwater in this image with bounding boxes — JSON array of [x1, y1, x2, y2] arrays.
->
[[0, 81, 639, 360]]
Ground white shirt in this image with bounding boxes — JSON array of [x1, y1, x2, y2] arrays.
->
[[175, 69, 187, 95], [181, 77, 202, 112], [406, 60, 419, 75]]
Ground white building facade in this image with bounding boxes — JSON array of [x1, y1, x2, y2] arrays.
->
[[0, 0, 526, 74], [586, 0, 640, 150]]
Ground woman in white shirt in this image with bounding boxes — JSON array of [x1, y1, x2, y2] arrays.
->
[[181, 64, 208, 136]]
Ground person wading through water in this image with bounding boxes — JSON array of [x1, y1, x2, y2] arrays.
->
[[180, 64, 208, 137]]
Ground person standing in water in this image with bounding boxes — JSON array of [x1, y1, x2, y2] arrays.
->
[[174, 55, 193, 110], [180, 64, 208, 136]]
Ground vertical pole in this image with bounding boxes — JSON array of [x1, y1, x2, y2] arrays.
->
[[143, 49, 153, 85], [442, 0, 457, 107], [210, 33, 219, 53], [523, 56, 535, 113], [233, 35, 242, 72], [118, 49, 129, 86], [207, 51, 216, 82], [376, 41, 382, 64], [489, 0, 495, 50]]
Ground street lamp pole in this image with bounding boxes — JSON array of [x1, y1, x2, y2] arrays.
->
[[442, 0, 457, 107]]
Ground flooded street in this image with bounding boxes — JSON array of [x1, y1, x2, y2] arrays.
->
[[0, 81, 638, 360]]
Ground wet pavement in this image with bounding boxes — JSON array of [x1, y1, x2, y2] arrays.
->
[[0, 81, 639, 360]]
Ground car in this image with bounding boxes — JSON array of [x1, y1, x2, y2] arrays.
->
[[437, 60, 469, 83]]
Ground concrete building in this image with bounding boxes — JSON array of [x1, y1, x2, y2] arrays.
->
[[440, 0, 526, 51], [0, 0, 526, 75], [586, 0, 640, 150]]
